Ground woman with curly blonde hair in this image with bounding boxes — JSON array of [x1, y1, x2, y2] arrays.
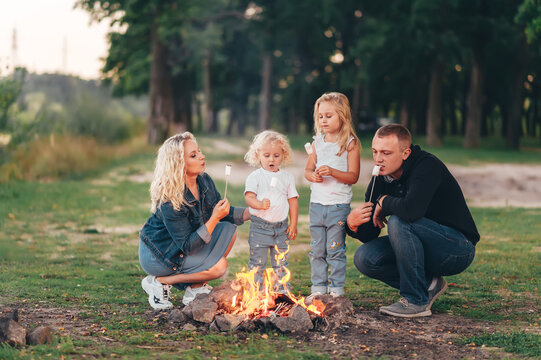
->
[[139, 132, 250, 309], [244, 130, 299, 290]]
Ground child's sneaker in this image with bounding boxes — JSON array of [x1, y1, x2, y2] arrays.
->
[[141, 276, 173, 310], [182, 284, 213, 306]]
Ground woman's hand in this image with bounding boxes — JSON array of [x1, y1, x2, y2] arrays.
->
[[286, 224, 297, 240], [347, 202, 374, 232], [212, 199, 230, 221]]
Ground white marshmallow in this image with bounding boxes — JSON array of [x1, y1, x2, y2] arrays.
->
[[270, 177, 278, 188], [304, 142, 313, 155], [225, 164, 232, 176], [372, 165, 381, 176]]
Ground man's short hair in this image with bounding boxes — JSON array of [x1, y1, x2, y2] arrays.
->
[[375, 124, 412, 148]]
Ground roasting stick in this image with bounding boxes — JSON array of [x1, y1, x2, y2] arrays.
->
[[224, 164, 232, 199], [368, 165, 381, 204]]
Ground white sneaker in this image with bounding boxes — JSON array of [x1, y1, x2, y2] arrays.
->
[[182, 284, 212, 306], [141, 276, 173, 310], [329, 291, 342, 297]]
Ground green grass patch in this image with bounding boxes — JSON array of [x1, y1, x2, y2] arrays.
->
[[1, 135, 540, 358], [459, 331, 541, 357]]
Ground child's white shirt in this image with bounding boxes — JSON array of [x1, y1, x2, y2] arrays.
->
[[310, 134, 354, 205], [245, 168, 299, 223]]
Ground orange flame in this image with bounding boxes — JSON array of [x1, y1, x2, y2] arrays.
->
[[230, 245, 325, 317]]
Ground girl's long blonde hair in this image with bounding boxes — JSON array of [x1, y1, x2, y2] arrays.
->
[[313, 92, 361, 155], [150, 132, 195, 213], [244, 130, 292, 167]]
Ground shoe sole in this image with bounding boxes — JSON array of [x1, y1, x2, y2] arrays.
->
[[142, 278, 172, 310], [427, 279, 448, 310], [379, 308, 432, 318]]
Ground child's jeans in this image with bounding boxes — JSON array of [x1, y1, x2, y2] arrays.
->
[[248, 215, 290, 287], [309, 203, 350, 295]]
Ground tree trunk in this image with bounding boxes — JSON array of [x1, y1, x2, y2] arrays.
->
[[399, 98, 409, 128], [464, 55, 483, 148], [172, 73, 192, 134], [506, 34, 528, 149], [203, 50, 216, 133], [258, 51, 272, 131], [426, 59, 444, 147], [148, 19, 174, 145]]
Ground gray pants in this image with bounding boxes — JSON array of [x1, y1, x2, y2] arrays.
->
[[309, 203, 350, 295], [248, 216, 289, 286]]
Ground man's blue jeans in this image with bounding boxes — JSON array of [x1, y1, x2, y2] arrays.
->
[[353, 216, 475, 305]]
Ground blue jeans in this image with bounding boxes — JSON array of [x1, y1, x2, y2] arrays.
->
[[353, 216, 475, 305], [248, 216, 289, 285], [309, 203, 350, 295]]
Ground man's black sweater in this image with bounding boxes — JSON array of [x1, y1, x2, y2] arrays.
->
[[347, 145, 480, 245]]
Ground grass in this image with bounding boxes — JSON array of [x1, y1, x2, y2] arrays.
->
[[0, 135, 540, 358], [459, 331, 541, 357]]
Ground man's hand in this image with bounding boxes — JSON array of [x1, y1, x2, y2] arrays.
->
[[372, 195, 387, 229], [347, 202, 374, 232]]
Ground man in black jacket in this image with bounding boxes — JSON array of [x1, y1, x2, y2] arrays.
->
[[347, 124, 479, 318]]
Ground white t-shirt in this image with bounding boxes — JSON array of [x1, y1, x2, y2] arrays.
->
[[244, 168, 299, 223], [310, 134, 354, 205]]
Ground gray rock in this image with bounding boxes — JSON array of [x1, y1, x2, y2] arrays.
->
[[26, 326, 53, 345], [271, 305, 313, 333], [0, 318, 27, 345], [182, 323, 197, 331], [209, 279, 243, 312], [189, 295, 218, 323], [167, 309, 187, 324], [322, 295, 354, 317], [214, 313, 246, 331]]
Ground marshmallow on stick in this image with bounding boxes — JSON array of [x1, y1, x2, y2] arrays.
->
[[368, 165, 381, 204], [304, 142, 313, 155], [224, 164, 232, 198]]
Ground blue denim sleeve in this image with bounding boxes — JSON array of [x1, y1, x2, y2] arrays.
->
[[160, 202, 208, 255]]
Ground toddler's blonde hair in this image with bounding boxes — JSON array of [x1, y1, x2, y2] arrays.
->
[[150, 132, 195, 213], [244, 130, 292, 167], [313, 92, 361, 155]]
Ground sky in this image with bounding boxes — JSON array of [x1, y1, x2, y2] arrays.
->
[[0, 0, 110, 79]]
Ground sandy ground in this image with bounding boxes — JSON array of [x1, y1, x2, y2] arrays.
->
[[205, 150, 541, 208], [122, 138, 541, 208]]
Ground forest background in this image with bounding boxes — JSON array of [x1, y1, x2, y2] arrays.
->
[[2, 0, 541, 181]]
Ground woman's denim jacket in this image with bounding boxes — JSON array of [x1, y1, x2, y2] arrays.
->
[[140, 172, 245, 272]]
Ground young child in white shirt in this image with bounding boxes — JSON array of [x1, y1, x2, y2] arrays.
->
[[244, 130, 299, 290]]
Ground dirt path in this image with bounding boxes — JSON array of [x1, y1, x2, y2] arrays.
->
[[205, 149, 541, 208]]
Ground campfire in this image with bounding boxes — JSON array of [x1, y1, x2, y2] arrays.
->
[[228, 246, 325, 319], [175, 246, 354, 333]]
